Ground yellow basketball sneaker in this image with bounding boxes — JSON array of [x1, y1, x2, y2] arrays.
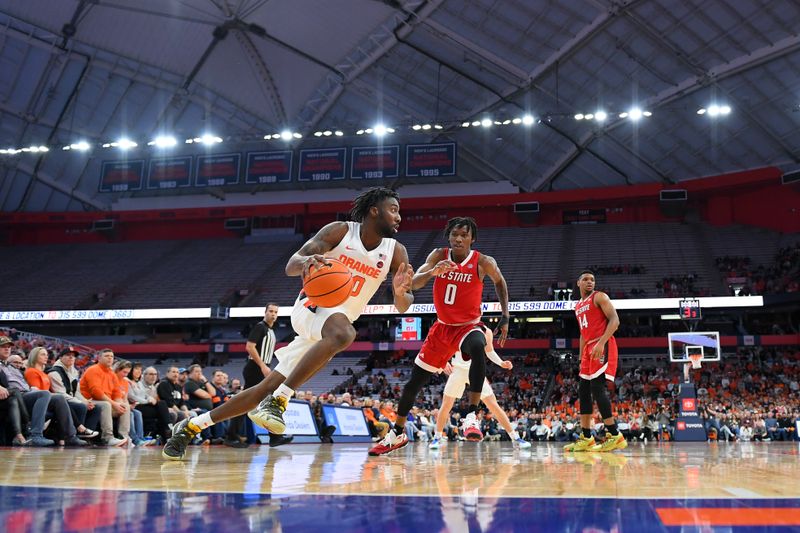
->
[[592, 432, 627, 452], [563, 435, 596, 452]]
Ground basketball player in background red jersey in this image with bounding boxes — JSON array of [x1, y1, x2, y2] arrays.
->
[[369, 217, 509, 456], [564, 270, 626, 452]]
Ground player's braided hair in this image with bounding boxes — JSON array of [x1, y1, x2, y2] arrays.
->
[[349, 187, 399, 222], [444, 216, 478, 242]]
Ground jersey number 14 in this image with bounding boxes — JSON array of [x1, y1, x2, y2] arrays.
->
[[578, 314, 588, 330]]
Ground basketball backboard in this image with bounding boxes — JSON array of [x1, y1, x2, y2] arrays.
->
[[668, 331, 721, 362]]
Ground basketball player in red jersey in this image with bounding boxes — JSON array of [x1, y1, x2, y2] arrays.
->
[[564, 270, 626, 452], [369, 217, 509, 456]]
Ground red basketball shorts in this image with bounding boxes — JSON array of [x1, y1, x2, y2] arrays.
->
[[415, 321, 484, 373], [579, 337, 618, 381]]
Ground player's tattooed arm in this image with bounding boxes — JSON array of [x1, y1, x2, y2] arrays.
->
[[390, 242, 414, 313], [411, 248, 457, 290], [481, 254, 510, 346], [286, 221, 349, 278]]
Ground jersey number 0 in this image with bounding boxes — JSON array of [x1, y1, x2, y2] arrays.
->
[[443, 283, 457, 305]]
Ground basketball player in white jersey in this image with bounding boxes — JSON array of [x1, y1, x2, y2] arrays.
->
[[429, 327, 531, 449], [163, 187, 414, 459]]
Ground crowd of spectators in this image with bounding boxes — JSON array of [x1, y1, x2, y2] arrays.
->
[[0, 332, 250, 448], [2, 323, 798, 448], [717, 244, 800, 295]]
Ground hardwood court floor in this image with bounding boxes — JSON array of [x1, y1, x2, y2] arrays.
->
[[1, 441, 799, 532]]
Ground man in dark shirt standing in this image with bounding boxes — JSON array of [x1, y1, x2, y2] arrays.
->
[[230, 303, 292, 447]]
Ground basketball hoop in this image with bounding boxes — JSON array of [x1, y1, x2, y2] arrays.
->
[[689, 353, 703, 369]]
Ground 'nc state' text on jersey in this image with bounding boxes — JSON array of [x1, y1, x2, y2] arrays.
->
[[439, 271, 473, 283]]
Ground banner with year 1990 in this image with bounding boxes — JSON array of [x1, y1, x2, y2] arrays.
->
[[298, 148, 346, 182]]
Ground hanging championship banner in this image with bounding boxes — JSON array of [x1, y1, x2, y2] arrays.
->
[[298, 148, 347, 181], [195, 153, 241, 187], [99, 160, 144, 192], [147, 156, 192, 190], [405, 143, 456, 177], [245, 151, 293, 184], [350, 145, 400, 179]]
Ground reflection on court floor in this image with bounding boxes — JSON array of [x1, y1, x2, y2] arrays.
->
[[1, 441, 799, 532]]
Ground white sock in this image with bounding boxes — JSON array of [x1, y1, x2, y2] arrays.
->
[[433, 432, 442, 439], [192, 412, 215, 429], [509, 430, 520, 440], [275, 383, 294, 400]]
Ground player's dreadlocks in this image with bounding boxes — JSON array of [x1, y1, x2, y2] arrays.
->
[[444, 216, 478, 242], [349, 187, 399, 222]]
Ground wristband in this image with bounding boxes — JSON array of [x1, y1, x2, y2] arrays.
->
[[497, 315, 510, 328]]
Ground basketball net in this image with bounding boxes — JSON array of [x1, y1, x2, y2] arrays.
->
[[688, 353, 703, 369]]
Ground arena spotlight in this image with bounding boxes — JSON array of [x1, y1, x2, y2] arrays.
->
[[707, 105, 720, 117], [292, 132, 302, 139], [480, 118, 492, 127], [412, 124, 422, 130], [643, 111, 652, 117], [116, 138, 138, 150], [313, 131, 323, 137], [584, 113, 594, 120], [373, 124, 387, 137], [461, 122, 470, 127], [502, 119, 511, 125], [512, 118, 522, 124], [65, 141, 91, 151], [149, 136, 177, 148], [356, 129, 365, 135], [697, 108, 707, 115], [522, 114, 534, 125], [719, 105, 731, 115], [421, 124, 431, 130], [471, 120, 481, 127], [574, 114, 584, 120], [627, 108, 643, 121], [323, 130, 333, 136], [195, 134, 222, 145], [334, 130, 343, 136], [434, 124, 443, 129], [594, 111, 607, 122], [279, 130, 293, 141]]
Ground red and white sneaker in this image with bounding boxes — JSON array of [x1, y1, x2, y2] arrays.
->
[[368, 429, 409, 456], [462, 413, 484, 442]]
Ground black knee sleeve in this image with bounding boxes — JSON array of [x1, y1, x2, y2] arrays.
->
[[398, 364, 433, 417], [461, 330, 487, 394], [578, 378, 593, 415], [591, 376, 613, 419]]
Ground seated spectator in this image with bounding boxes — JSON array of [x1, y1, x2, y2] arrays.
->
[[184, 364, 220, 442], [0, 336, 29, 445], [49, 347, 105, 441], [133, 366, 172, 442], [0, 348, 58, 447], [115, 360, 151, 446], [26, 347, 95, 442], [79, 349, 130, 446], [157, 366, 192, 423]]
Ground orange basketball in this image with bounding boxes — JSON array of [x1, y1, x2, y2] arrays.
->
[[303, 258, 354, 308]]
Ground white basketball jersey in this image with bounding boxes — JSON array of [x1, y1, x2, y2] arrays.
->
[[451, 351, 471, 370], [322, 221, 395, 322]]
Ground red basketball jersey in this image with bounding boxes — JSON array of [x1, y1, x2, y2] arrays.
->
[[574, 291, 610, 340], [433, 249, 483, 325]]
